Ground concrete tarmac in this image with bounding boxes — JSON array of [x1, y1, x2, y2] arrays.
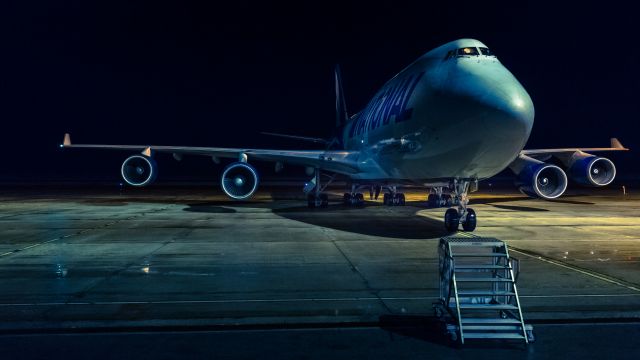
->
[[0, 184, 639, 357]]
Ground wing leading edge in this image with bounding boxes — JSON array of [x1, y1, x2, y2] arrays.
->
[[521, 138, 628, 156], [60, 133, 361, 175]]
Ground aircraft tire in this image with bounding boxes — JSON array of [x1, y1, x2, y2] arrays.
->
[[444, 208, 459, 232], [462, 208, 477, 231], [320, 193, 329, 208]]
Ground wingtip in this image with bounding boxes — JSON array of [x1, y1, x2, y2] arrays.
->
[[610, 138, 628, 150], [62, 133, 71, 147]]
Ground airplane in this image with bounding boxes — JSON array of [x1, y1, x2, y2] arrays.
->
[[60, 38, 629, 232]]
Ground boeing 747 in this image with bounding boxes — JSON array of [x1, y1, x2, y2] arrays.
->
[[61, 39, 628, 232]]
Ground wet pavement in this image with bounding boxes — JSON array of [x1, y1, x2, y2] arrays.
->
[[0, 184, 638, 357]]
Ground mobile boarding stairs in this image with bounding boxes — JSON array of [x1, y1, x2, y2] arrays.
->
[[433, 236, 534, 344]]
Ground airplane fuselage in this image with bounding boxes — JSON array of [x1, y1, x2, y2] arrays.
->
[[341, 39, 535, 184]]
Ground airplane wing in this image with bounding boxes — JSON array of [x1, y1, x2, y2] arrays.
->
[[521, 138, 629, 156], [60, 133, 361, 175]]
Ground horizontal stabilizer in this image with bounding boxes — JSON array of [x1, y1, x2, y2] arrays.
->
[[261, 132, 329, 144]]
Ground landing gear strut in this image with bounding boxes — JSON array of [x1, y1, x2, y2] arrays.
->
[[306, 168, 333, 208], [427, 187, 453, 208], [443, 179, 477, 232], [343, 190, 365, 206], [383, 186, 406, 206]]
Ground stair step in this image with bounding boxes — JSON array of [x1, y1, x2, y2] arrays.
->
[[462, 332, 526, 340], [457, 291, 516, 297], [455, 277, 512, 282], [460, 318, 522, 325], [453, 254, 508, 258], [455, 265, 511, 270], [449, 242, 506, 247], [459, 304, 519, 310], [461, 325, 523, 331]]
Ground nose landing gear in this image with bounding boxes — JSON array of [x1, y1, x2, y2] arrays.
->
[[443, 180, 477, 232]]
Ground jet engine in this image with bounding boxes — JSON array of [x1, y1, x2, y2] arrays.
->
[[121, 155, 158, 186], [566, 153, 616, 186], [221, 162, 259, 199], [511, 155, 568, 199]]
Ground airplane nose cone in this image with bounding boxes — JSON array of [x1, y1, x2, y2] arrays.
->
[[447, 62, 535, 142], [478, 75, 534, 136]]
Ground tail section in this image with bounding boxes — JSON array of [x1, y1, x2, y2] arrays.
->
[[335, 65, 348, 128]]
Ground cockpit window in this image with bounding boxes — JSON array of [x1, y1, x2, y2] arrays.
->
[[479, 47, 495, 56], [444, 47, 495, 61], [443, 50, 455, 60], [457, 47, 479, 56]]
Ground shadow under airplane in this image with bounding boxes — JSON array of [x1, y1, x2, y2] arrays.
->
[[273, 202, 449, 239]]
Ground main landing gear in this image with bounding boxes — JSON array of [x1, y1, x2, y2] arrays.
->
[[343, 192, 365, 206], [343, 185, 405, 207], [442, 180, 477, 232], [383, 186, 406, 206], [427, 187, 453, 208], [306, 168, 334, 208]]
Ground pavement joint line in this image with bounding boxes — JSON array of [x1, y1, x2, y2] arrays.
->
[[329, 239, 394, 314], [1, 293, 638, 307], [0, 206, 169, 258]]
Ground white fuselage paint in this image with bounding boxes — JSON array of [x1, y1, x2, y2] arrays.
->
[[338, 39, 535, 185]]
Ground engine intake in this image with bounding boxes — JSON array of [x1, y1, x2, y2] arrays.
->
[[221, 162, 259, 199], [517, 163, 568, 199], [121, 155, 158, 187], [568, 155, 616, 186]]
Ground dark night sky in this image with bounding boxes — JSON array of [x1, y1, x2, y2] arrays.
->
[[1, 0, 638, 182]]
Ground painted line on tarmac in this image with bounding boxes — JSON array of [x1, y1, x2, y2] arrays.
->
[[508, 248, 640, 292], [0, 207, 169, 258], [0, 293, 638, 307], [452, 232, 640, 292]]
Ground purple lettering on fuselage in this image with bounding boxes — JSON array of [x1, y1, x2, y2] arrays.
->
[[350, 71, 424, 139]]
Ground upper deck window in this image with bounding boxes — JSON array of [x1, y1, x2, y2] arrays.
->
[[457, 47, 479, 56], [443, 50, 455, 60], [479, 47, 495, 56]]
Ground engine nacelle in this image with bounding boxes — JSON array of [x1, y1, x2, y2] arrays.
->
[[567, 153, 616, 186], [221, 162, 259, 199], [511, 155, 568, 199], [121, 155, 158, 187]]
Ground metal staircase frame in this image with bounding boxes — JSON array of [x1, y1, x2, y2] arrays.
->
[[433, 236, 534, 344]]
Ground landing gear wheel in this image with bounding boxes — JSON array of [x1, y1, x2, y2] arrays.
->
[[307, 194, 316, 208], [355, 193, 365, 206], [427, 194, 437, 208], [308, 193, 328, 208], [320, 193, 329, 208], [343, 193, 352, 205], [462, 208, 476, 231], [444, 208, 460, 232], [384, 193, 405, 206], [443, 194, 453, 207]]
